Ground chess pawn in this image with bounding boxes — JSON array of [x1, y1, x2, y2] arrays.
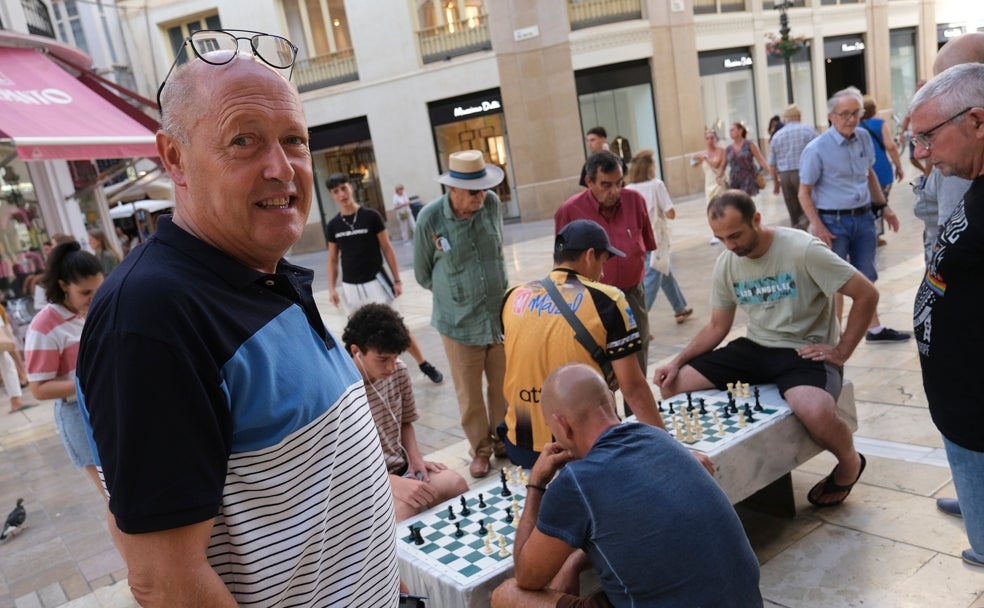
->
[[738, 409, 746, 427], [487, 522, 495, 538], [483, 534, 494, 554], [498, 535, 510, 557]]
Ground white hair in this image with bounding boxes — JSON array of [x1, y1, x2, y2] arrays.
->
[[909, 62, 984, 119], [826, 86, 863, 115]]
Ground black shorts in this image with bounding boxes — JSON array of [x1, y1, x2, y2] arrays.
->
[[688, 337, 843, 400]]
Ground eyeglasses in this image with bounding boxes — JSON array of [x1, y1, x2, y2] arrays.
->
[[833, 109, 862, 121], [468, 189, 486, 196], [912, 107, 975, 151], [156, 29, 298, 112]]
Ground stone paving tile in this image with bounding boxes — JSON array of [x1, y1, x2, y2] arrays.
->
[[58, 573, 89, 602], [12, 594, 40, 608], [76, 550, 125, 585], [35, 583, 65, 608]]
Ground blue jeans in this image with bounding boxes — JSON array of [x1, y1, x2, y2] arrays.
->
[[643, 255, 688, 313], [943, 436, 984, 560], [822, 211, 878, 281]]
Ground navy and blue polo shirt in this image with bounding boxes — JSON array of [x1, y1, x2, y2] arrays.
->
[[76, 216, 399, 606]]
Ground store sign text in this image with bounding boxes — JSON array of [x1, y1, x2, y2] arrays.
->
[[0, 87, 73, 105], [841, 41, 865, 53], [453, 100, 502, 117], [724, 56, 753, 69], [943, 27, 963, 39]]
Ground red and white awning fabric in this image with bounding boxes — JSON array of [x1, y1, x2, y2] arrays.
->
[[0, 46, 158, 161]]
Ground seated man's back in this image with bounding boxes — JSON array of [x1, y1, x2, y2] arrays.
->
[[539, 422, 762, 606]]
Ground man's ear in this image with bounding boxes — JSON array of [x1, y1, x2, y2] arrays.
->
[[157, 132, 188, 187], [552, 412, 573, 442], [970, 108, 984, 140]]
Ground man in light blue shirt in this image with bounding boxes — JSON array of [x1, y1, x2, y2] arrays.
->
[[768, 103, 818, 229], [798, 86, 910, 343]]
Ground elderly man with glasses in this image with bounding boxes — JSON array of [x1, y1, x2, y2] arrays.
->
[[77, 31, 400, 606], [798, 86, 910, 343], [910, 62, 984, 570]]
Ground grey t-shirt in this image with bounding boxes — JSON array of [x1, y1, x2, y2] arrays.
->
[[711, 228, 857, 349]]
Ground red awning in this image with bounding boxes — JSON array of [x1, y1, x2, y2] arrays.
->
[[0, 47, 158, 161]]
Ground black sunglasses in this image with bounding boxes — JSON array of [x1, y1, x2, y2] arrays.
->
[[156, 29, 298, 113]]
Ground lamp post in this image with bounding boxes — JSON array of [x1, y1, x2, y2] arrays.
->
[[775, 0, 795, 104]]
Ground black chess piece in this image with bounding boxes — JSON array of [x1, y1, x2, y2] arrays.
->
[[504, 507, 513, 524], [408, 525, 417, 542], [478, 518, 487, 535], [447, 505, 456, 520], [454, 522, 464, 538], [460, 496, 471, 516], [686, 392, 693, 409], [501, 477, 512, 497], [722, 404, 731, 419], [657, 400, 664, 412], [500, 468, 507, 484], [729, 400, 738, 415], [668, 402, 675, 415], [754, 387, 763, 411], [413, 527, 425, 545], [744, 403, 755, 422], [698, 398, 707, 415], [478, 493, 486, 508]]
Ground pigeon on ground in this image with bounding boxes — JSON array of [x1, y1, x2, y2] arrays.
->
[[1, 499, 25, 540]]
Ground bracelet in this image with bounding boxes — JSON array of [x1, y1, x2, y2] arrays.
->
[[394, 280, 402, 283], [525, 483, 547, 493]]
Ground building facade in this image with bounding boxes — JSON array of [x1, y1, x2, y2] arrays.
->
[[97, 1, 984, 252]]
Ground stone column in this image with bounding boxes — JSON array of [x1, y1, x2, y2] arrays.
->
[[486, 0, 585, 221], [645, 0, 705, 198]]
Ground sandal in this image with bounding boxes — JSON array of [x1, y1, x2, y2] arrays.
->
[[807, 454, 866, 507], [674, 308, 694, 324]]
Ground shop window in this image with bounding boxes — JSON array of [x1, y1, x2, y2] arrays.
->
[[694, 0, 747, 15]]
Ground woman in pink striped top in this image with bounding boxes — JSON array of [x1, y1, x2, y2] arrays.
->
[[25, 241, 104, 492]]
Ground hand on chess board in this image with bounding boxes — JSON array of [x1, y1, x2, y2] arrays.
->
[[796, 342, 846, 367], [389, 474, 439, 511]]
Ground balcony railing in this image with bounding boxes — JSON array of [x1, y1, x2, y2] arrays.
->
[[568, 0, 642, 30], [293, 49, 359, 93], [417, 15, 491, 64], [22, 0, 55, 38]]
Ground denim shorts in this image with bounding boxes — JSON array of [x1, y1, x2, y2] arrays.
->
[[821, 211, 878, 282], [54, 399, 96, 468]]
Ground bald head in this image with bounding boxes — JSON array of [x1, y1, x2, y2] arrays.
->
[[541, 363, 616, 424], [935, 32, 984, 75], [159, 52, 294, 143]]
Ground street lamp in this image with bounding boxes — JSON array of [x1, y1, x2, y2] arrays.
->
[[775, 0, 795, 104]]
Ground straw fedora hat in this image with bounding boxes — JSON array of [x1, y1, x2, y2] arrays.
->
[[436, 150, 504, 190], [782, 103, 801, 119]]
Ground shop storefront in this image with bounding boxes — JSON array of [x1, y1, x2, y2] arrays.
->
[[575, 60, 661, 177], [427, 89, 518, 219], [309, 115, 384, 233], [890, 28, 919, 121], [823, 34, 867, 96], [699, 48, 762, 142], [765, 45, 815, 129], [0, 44, 157, 307], [937, 23, 966, 50]]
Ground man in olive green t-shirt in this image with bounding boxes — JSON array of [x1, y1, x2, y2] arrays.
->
[[654, 189, 878, 509]]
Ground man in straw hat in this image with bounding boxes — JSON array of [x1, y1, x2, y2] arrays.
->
[[767, 103, 818, 230], [414, 150, 509, 478]]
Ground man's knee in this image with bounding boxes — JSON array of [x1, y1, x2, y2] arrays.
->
[[784, 386, 841, 427], [491, 578, 521, 608]]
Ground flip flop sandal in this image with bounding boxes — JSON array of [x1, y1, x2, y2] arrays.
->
[[807, 453, 867, 508]]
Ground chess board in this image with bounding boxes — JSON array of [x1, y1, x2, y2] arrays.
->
[[400, 476, 524, 587], [397, 474, 528, 608], [657, 384, 790, 454]]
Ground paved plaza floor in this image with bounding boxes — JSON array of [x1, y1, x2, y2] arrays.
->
[[0, 174, 981, 607]]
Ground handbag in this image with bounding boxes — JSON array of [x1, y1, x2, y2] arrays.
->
[[650, 205, 671, 275], [755, 171, 766, 190], [541, 276, 619, 392]]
